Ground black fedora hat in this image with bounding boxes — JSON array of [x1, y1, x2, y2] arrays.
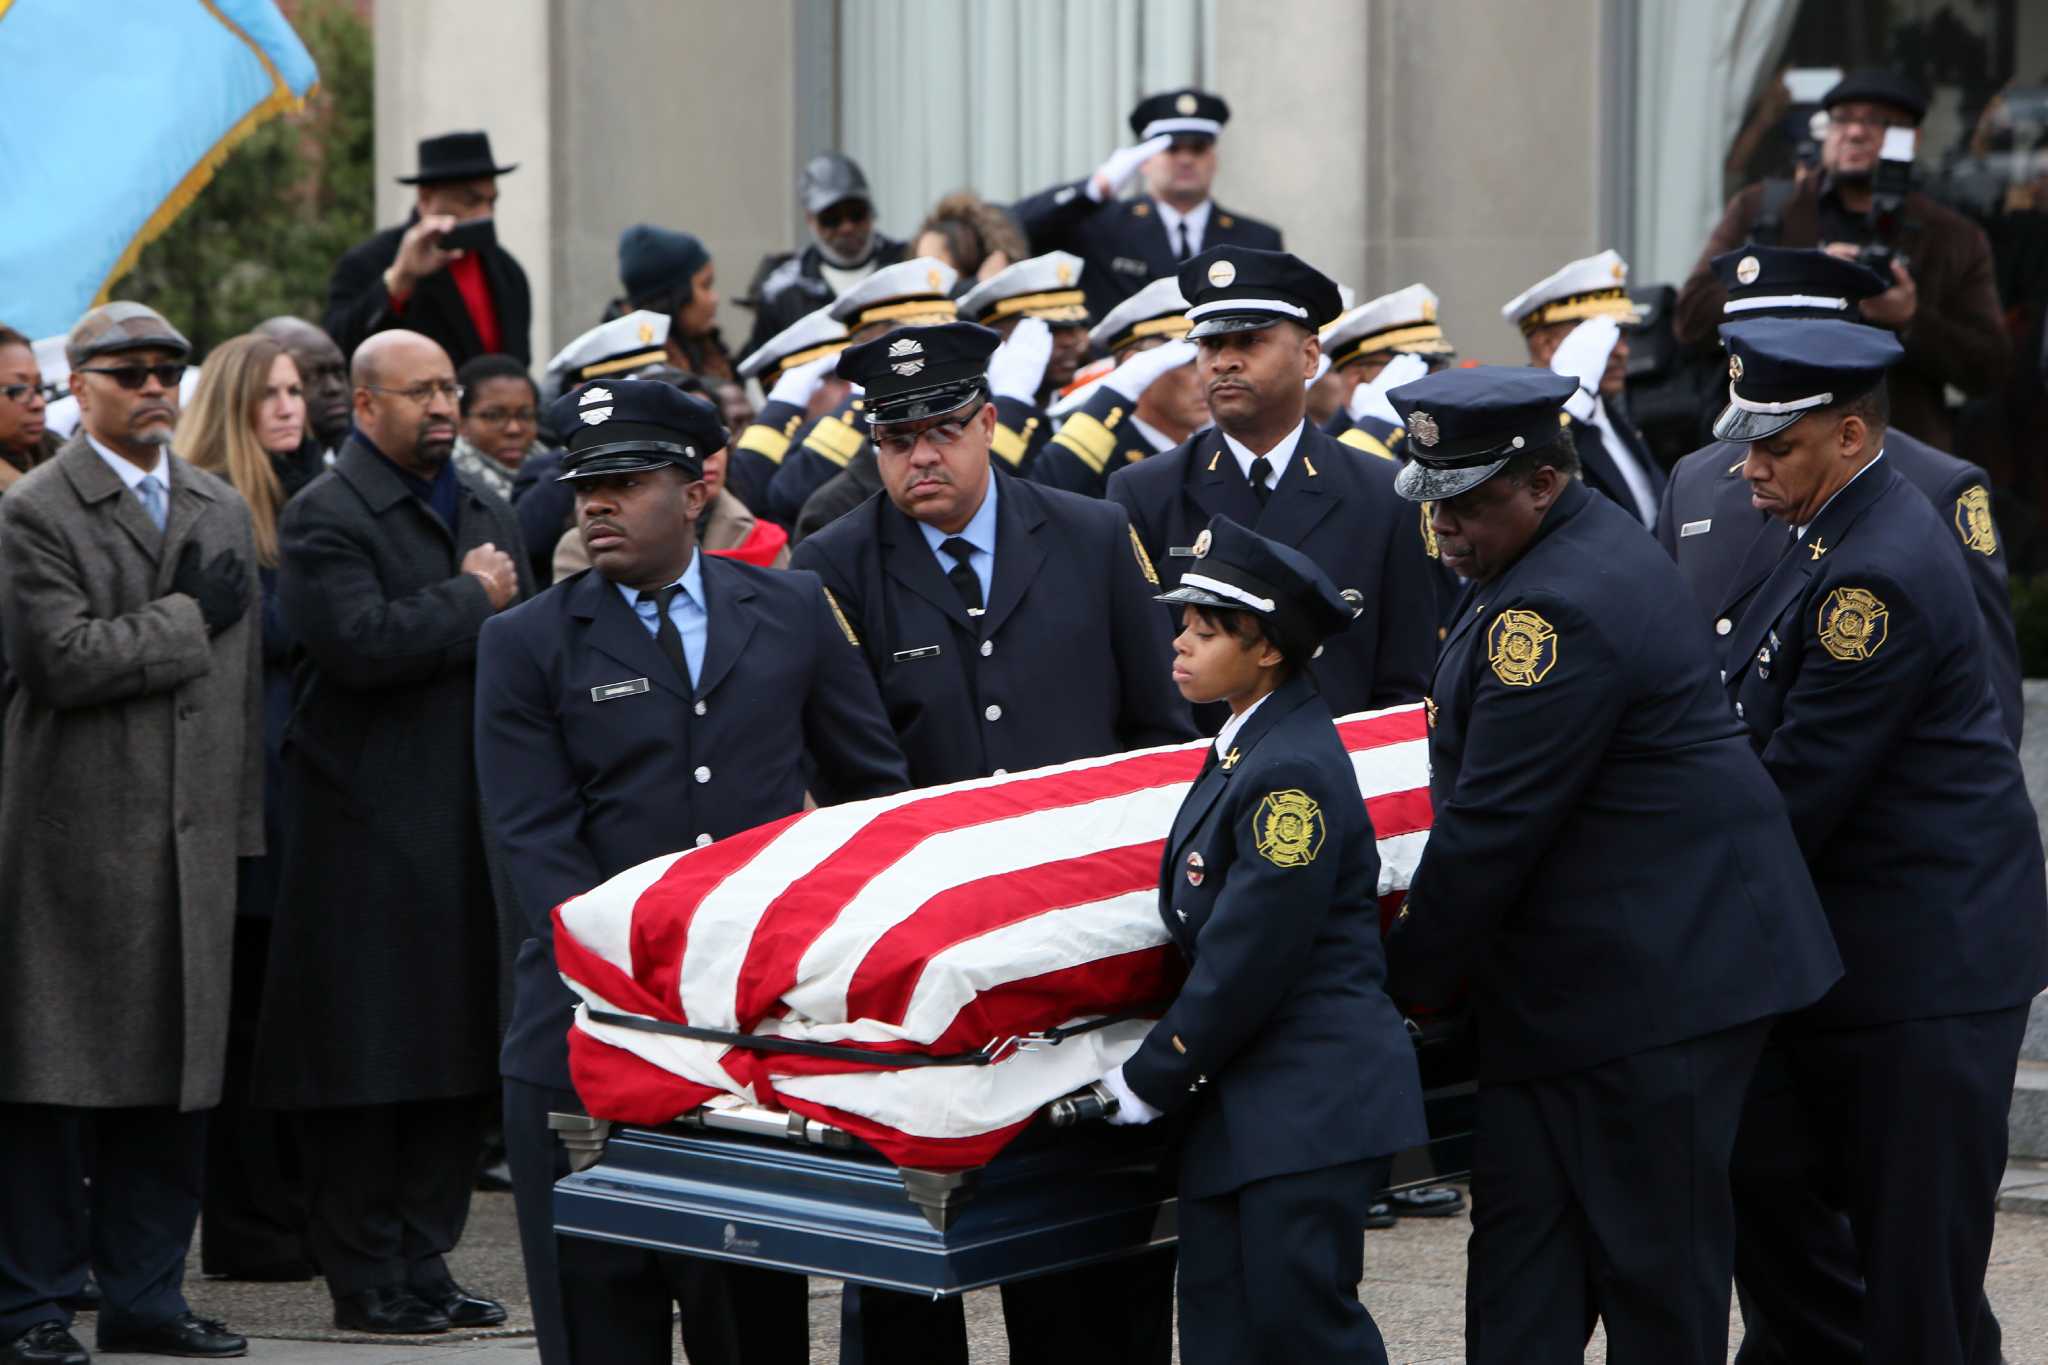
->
[[396, 130, 518, 185]]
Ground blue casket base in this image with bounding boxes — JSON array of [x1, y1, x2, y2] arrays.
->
[[552, 1119, 1178, 1297]]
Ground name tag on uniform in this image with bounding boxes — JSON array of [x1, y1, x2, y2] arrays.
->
[[892, 645, 942, 662], [590, 678, 650, 702], [1680, 519, 1712, 538], [1169, 546, 1198, 557], [1112, 255, 1148, 276]]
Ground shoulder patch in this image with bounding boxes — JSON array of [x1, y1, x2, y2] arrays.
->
[[1128, 525, 1160, 586], [1816, 586, 1887, 662], [1487, 608, 1558, 687], [1254, 790, 1324, 868], [1955, 485, 1997, 556], [821, 586, 861, 647]]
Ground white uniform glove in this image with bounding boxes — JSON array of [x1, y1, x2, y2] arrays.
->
[[767, 350, 840, 409], [1102, 338, 1197, 403], [987, 317, 1053, 405], [1099, 1064, 1162, 1126], [1549, 315, 1620, 424], [1349, 352, 1430, 425], [1088, 135, 1174, 202]]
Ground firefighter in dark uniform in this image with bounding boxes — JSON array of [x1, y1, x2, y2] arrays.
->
[[1710, 320, 2047, 1365], [763, 257, 958, 527], [791, 321, 1192, 1365], [1012, 89, 1283, 321], [1381, 365, 1842, 1364], [473, 380, 910, 1365], [1318, 282, 1457, 456], [729, 306, 850, 523], [1098, 514, 1426, 1365], [957, 250, 1095, 475], [1504, 250, 1666, 527], [1034, 276, 1201, 498], [1109, 247, 1437, 729]]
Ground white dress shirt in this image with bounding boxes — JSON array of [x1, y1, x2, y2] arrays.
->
[[1155, 199, 1213, 260], [1592, 398, 1660, 528], [1221, 420, 1306, 492], [1214, 691, 1271, 758]]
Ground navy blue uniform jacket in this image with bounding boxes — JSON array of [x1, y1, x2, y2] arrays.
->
[[790, 471, 1192, 785], [475, 556, 910, 1090], [1121, 674, 1426, 1199], [1657, 429, 2022, 745], [1010, 183, 1282, 321], [766, 394, 868, 529], [1108, 422, 1437, 725], [1389, 480, 1841, 1084], [1718, 460, 2048, 1029]]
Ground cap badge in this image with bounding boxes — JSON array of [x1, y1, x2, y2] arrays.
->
[[1191, 528, 1212, 558], [927, 267, 944, 292], [1735, 255, 1761, 286], [580, 386, 613, 406], [1408, 410, 1440, 447], [892, 358, 926, 377], [1176, 92, 1198, 115], [638, 320, 655, 343], [579, 406, 613, 426], [888, 338, 924, 357], [1207, 259, 1236, 288], [1185, 851, 1205, 887], [1421, 298, 1438, 322], [1728, 354, 1744, 382], [1610, 260, 1627, 282], [1055, 260, 1074, 285]]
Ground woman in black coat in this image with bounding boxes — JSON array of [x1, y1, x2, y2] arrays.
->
[[1097, 516, 1426, 1365]]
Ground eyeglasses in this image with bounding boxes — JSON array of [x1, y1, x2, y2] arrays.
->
[[365, 380, 463, 404], [818, 202, 873, 230], [471, 406, 537, 427], [80, 362, 183, 390], [0, 382, 48, 405], [1828, 105, 1915, 132], [874, 403, 983, 459]]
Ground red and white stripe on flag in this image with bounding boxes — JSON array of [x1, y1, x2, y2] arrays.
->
[[554, 704, 1432, 1170]]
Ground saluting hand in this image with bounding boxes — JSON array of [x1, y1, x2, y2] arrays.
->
[[1088, 135, 1174, 202], [462, 542, 518, 611], [1549, 316, 1621, 422], [1103, 338, 1197, 403], [1349, 352, 1429, 425], [988, 317, 1054, 404]]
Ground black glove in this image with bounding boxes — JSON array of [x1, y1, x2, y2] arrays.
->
[[171, 540, 250, 637]]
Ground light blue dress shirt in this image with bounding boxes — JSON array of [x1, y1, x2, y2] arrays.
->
[[617, 549, 708, 686], [915, 474, 998, 608]]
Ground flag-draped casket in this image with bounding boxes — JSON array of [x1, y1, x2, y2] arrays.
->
[[554, 703, 1432, 1171]]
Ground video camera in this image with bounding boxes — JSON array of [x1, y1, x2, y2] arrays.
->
[[1856, 126, 1917, 275]]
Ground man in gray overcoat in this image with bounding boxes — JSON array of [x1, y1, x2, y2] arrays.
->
[[252, 329, 526, 1337], [0, 303, 260, 1364]]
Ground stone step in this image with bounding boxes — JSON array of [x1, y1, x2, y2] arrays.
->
[[1998, 1160, 2048, 1215], [2024, 992, 2048, 1064], [2014, 1060, 2048, 1161]]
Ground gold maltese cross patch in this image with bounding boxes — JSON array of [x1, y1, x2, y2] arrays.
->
[[1487, 608, 1558, 687], [1254, 790, 1324, 868], [1817, 587, 1888, 662], [1955, 485, 1997, 557]]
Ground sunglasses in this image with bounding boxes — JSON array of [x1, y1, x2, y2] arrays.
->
[[81, 362, 184, 390], [818, 202, 873, 230]]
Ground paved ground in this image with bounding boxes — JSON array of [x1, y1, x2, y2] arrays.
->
[[87, 1190, 2048, 1363]]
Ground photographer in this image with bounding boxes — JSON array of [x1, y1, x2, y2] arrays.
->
[[1674, 70, 2010, 450]]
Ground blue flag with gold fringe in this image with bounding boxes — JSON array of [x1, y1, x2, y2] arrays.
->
[[0, 0, 318, 339]]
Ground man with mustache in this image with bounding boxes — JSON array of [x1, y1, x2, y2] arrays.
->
[[253, 329, 526, 1335], [1109, 248, 1437, 731]]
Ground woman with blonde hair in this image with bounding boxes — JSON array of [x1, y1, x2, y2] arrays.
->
[[174, 330, 325, 1283]]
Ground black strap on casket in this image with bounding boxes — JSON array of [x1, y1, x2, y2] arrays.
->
[[584, 1007, 1162, 1068]]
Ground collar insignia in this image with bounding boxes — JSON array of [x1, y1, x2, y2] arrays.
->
[[1809, 537, 1827, 559], [1220, 746, 1240, 771]]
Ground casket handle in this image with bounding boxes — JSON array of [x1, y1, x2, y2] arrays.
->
[[547, 1112, 613, 1173]]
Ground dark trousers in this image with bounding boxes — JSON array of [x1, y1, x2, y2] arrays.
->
[[1466, 1020, 1768, 1365], [1732, 1008, 2025, 1365], [296, 1094, 486, 1297], [201, 914, 306, 1275], [503, 1078, 807, 1365], [1174, 1159, 1384, 1365], [840, 1251, 1176, 1365], [0, 1104, 205, 1344], [1732, 1041, 2004, 1365]]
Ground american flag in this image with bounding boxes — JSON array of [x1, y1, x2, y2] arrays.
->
[[554, 703, 1432, 1170]]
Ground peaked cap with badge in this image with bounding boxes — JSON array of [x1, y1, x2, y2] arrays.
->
[[1090, 276, 1193, 355], [1711, 245, 1890, 323], [543, 310, 671, 396], [1178, 247, 1345, 339], [1157, 515, 1358, 657], [1321, 284, 1454, 371], [547, 378, 727, 482], [1502, 249, 1637, 334], [1387, 366, 1579, 502], [837, 321, 1001, 427], [1711, 317, 1903, 444], [958, 251, 1090, 326], [736, 305, 849, 383], [828, 257, 960, 334], [1130, 88, 1231, 141]]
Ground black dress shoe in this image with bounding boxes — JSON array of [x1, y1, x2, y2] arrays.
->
[[411, 1280, 507, 1329], [5, 1322, 88, 1365], [331, 1286, 450, 1335], [1364, 1200, 1398, 1230], [97, 1312, 246, 1358], [1388, 1184, 1466, 1218], [57, 1274, 99, 1314]]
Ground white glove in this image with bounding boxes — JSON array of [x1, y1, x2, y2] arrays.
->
[[1099, 1064, 1161, 1126], [1088, 135, 1174, 202], [1305, 353, 1332, 390], [1549, 315, 1620, 423], [767, 350, 840, 409], [1103, 338, 1197, 403], [987, 317, 1053, 405], [1349, 352, 1430, 425]]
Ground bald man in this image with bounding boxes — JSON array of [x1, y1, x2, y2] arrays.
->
[[255, 316, 354, 458], [252, 329, 530, 1334]]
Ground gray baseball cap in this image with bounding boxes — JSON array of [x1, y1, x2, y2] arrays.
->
[[67, 302, 190, 368], [799, 153, 874, 215]]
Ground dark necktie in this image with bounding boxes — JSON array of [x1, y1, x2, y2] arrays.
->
[[1173, 221, 1190, 263], [1248, 455, 1273, 508], [639, 585, 693, 687], [941, 537, 983, 614]]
